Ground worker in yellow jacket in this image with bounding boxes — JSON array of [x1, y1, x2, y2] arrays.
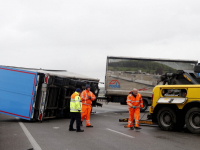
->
[[69, 88, 84, 132]]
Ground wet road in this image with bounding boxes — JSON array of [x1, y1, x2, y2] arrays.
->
[[0, 103, 200, 150]]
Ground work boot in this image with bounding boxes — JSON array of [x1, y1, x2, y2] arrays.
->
[[69, 129, 76, 131], [69, 125, 76, 131], [86, 125, 93, 127], [130, 127, 134, 130], [134, 127, 141, 130], [80, 121, 83, 126], [76, 129, 84, 132]]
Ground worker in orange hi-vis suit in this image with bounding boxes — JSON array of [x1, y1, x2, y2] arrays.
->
[[80, 84, 96, 127], [124, 91, 135, 127], [126, 88, 143, 130]]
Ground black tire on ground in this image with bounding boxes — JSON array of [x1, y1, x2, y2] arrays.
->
[[140, 100, 148, 112], [157, 107, 177, 131], [185, 107, 200, 134]]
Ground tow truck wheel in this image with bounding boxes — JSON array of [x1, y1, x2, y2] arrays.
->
[[140, 100, 148, 112], [157, 107, 177, 131], [185, 107, 200, 134]]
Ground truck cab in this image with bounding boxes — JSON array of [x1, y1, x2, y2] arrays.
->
[[150, 85, 200, 133]]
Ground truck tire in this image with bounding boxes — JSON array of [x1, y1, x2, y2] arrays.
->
[[140, 100, 148, 112], [157, 107, 177, 131], [185, 107, 200, 134]]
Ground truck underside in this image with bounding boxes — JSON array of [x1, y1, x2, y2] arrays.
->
[[34, 74, 101, 121]]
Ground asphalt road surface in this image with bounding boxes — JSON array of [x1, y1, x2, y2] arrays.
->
[[0, 103, 200, 150]]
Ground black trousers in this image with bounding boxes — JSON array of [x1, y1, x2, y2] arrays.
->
[[69, 112, 81, 130]]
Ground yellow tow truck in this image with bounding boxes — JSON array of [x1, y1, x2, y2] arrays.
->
[[150, 85, 200, 134], [120, 64, 200, 133]]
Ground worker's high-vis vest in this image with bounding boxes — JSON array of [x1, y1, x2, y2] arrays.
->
[[126, 93, 143, 108], [70, 92, 82, 112], [81, 90, 96, 105]]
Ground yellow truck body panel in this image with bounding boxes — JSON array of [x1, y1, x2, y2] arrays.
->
[[150, 85, 200, 113]]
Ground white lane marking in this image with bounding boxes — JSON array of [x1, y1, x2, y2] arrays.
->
[[16, 118, 42, 150], [95, 111, 109, 114], [106, 128, 135, 138], [53, 127, 60, 129]]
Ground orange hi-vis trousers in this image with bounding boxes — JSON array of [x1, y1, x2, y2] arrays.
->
[[128, 107, 140, 128], [81, 105, 92, 126]]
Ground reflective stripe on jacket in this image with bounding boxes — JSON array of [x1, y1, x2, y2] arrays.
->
[[80, 90, 96, 105], [70, 92, 82, 112], [126, 93, 143, 108]]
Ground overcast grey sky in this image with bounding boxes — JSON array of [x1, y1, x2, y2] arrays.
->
[[1, 0, 200, 84]]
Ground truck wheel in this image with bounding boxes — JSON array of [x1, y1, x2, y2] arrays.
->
[[140, 100, 148, 112], [157, 107, 177, 131], [185, 107, 200, 134]]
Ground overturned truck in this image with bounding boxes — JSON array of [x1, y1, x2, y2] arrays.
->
[[0, 66, 100, 121]]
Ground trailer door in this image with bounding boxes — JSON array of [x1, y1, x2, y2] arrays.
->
[[0, 66, 37, 120]]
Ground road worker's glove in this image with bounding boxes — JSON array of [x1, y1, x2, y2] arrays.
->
[[132, 106, 136, 109], [88, 96, 91, 100]]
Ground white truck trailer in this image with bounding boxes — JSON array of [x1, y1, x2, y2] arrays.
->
[[105, 56, 197, 112]]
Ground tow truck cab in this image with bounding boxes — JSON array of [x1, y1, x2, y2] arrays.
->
[[150, 85, 200, 133]]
